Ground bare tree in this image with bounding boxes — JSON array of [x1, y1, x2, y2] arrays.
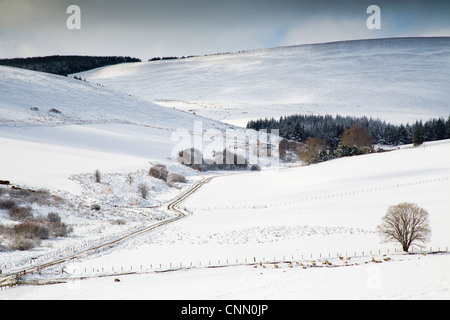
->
[[125, 173, 134, 186], [377, 203, 431, 252], [138, 183, 149, 199], [94, 169, 101, 183]]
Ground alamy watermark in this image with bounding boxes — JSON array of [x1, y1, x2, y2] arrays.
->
[[66, 5, 81, 30], [367, 5, 381, 30], [171, 121, 280, 168], [67, 4, 381, 31]]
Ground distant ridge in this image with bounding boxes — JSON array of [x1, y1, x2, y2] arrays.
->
[[198, 36, 450, 58], [75, 37, 450, 126], [0, 55, 141, 76]]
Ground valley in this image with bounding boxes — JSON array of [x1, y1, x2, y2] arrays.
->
[[1, 37, 449, 300]]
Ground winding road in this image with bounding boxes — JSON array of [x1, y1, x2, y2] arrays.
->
[[0, 176, 215, 288]]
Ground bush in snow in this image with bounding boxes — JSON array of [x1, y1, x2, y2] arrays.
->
[[0, 199, 16, 210], [167, 173, 187, 185], [138, 183, 149, 199], [91, 204, 101, 211], [110, 219, 126, 225], [149, 164, 168, 182], [48, 220, 73, 238], [94, 169, 101, 183], [47, 212, 61, 223], [125, 173, 134, 185], [8, 205, 34, 221], [8, 237, 39, 251], [9, 221, 50, 240], [45, 213, 73, 237]]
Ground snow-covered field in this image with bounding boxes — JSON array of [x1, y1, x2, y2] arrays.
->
[[3, 253, 450, 300], [1, 37, 450, 300], [1, 140, 448, 300]]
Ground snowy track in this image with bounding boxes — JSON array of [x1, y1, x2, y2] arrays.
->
[[0, 177, 214, 289]]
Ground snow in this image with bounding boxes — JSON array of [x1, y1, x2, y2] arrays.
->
[[51, 140, 449, 279], [1, 38, 450, 300], [2, 254, 450, 300], [1, 140, 447, 300], [76, 37, 450, 126], [0, 64, 246, 192]]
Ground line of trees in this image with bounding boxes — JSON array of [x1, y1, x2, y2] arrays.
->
[[148, 55, 197, 62], [0, 55, 141, 76], [247, 114, 450, 148]]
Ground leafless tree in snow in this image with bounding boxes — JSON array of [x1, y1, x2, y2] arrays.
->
[[377, 203, 431, 252]]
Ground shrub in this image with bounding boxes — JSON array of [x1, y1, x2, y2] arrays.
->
[[0, 199, 16, 210], [250, 164, 261, 171], [44, 212, 72, 237], [110, 219, 126, 225], [11, 221, 49, 240], [48, 221, 72, 238], [47, 212, 61, 223], [126, 173, 134, 185], [28, 189, 53, 206], [138, 183, 149, 199], [94, 169, 101, 183], [167, 173, 187, 185], [8, 206, 33, 221], [8, 237, 39, 251], [91, 204, 101, 211], [149, 165, 168, 182]]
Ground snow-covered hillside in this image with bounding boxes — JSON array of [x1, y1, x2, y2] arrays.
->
[[0, 65, 219, 129], [1, 38, 449, 300], [77, 37, 450, 126], [0, 65, 227, 272], [0, 65, 237, 192], [58, 139, 450, 273], [2, 140, 449, 300]]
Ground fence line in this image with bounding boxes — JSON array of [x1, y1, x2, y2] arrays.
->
[[186, 176, 449, 211], [0, 224, 148, 272], [2, 176, 447, 271], [1, 176, 448, 289], [2, 246, 447, 290]]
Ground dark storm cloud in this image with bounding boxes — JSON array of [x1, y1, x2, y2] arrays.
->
[[0, 0, 448, 59]]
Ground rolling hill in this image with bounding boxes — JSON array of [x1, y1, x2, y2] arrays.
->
[[0, 65, 232, 192], [1, 37, 450, 300], [77, 37, 450, 126]]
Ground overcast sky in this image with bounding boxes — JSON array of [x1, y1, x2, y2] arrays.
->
[[0, 0, 449, 60]]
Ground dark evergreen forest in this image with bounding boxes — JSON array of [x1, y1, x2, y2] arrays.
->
[[247, 114, 450, 147], [0, 55, 141, 76]]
